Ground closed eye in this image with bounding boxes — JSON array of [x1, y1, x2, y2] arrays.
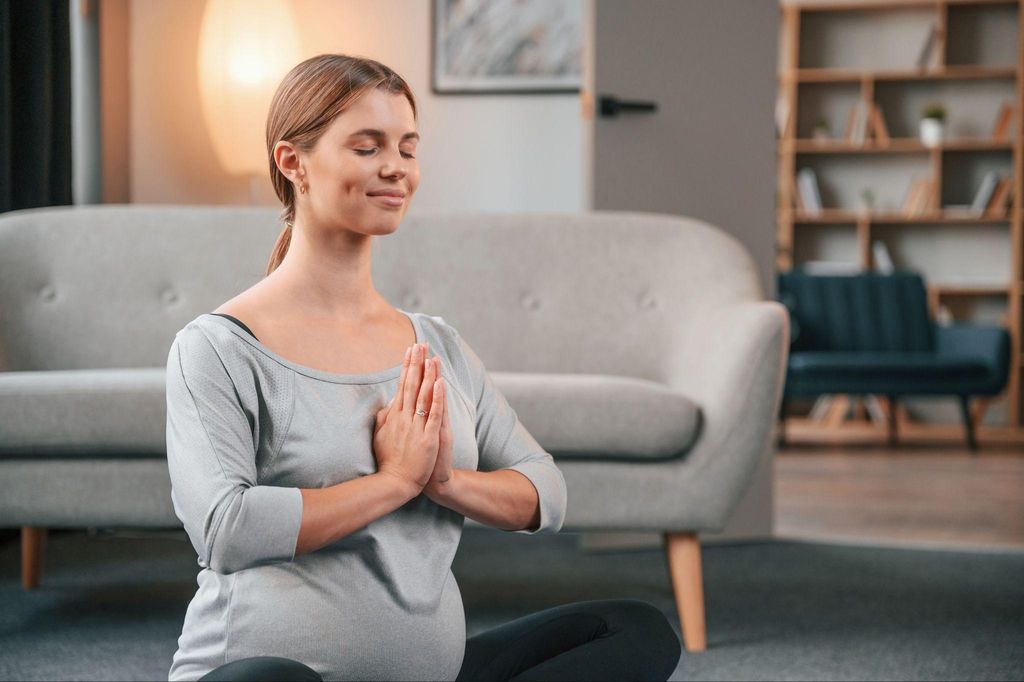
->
[[356, 148, 415, 159]]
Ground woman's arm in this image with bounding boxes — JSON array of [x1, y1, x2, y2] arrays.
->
[[294, 472, 419, 556], [427, 468, 541, 532]]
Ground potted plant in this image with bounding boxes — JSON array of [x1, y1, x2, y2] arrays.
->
[[858, 188, 875, 215], [812, 116, 831, 144], [920, 102, 946, 147]]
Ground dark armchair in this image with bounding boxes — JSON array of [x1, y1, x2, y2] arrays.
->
[[777, 270, 1011, 451]]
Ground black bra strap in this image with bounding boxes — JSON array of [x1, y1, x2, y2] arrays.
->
[[210, 313, 259, 341]]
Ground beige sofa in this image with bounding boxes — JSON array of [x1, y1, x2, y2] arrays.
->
[[0, 204, 789, 652]]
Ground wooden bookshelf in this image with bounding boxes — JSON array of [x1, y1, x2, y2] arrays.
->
[[777, 0, 1024, 429]]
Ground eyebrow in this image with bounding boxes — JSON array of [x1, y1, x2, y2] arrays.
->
[[347, 128, 420, 141]]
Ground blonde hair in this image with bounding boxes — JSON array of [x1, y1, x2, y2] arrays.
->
[[264, 54, 418, 276]]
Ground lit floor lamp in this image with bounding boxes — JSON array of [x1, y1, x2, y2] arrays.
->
[[197, 0, 301, 205]]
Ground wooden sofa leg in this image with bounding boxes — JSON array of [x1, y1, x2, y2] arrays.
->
[[21, 526, 47, 590], [663, 531, 707, 652]]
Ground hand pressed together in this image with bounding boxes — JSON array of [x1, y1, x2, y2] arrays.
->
[[373, 342, 454, 501]]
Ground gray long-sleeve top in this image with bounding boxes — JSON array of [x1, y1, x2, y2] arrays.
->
[[165, 310, 567, 681]]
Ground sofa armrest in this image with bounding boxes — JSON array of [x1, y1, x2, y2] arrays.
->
[[663, 300, 790, 525], [935, 324, 1011, 391]]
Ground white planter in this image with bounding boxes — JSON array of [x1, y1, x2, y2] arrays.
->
[[919, 118, 944, 147]]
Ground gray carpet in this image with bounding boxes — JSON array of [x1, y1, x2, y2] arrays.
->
[[1, 527, 1022, 681]]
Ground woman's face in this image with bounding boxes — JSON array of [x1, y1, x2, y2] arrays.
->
[[300, 89, 420, 236]]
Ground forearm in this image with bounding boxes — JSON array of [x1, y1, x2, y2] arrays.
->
[[295, 472, 419, 557], [430, 469, 540, 532]]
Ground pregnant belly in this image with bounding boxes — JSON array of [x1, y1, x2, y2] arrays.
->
[[225, 554, 466, 682]]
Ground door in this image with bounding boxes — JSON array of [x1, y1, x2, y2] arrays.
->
[[583, 0, 779, 542]]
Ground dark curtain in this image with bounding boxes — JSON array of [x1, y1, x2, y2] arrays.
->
[[0, 0, 73, 213]]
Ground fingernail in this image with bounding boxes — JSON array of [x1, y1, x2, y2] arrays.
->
[[405, 346, 411, 359]]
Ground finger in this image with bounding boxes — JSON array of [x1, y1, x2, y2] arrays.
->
[[426, 377, 444, 435], [404, 344, 424, 415], [395, 345, 413, 412], [415, 353, 437, 424]]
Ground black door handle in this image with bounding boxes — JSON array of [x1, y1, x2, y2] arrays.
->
[[598, 95, 658, 118]]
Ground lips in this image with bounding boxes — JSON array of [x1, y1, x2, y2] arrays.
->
[[368, 193, 404, 207], [366, 189, 406, 198]]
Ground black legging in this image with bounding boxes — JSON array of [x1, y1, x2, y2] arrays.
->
[[197, 598, 681, 681]]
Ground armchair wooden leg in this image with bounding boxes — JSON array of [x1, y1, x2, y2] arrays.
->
[[886, 394, 899, 447], [663, 531, 707, 652], [21, 526, 47, 590], [958, 395, 978, 453]]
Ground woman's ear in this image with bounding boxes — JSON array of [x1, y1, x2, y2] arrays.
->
[[273, 140, 302, 182]]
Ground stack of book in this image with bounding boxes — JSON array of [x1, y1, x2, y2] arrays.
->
[[843, 102, 890, 146]]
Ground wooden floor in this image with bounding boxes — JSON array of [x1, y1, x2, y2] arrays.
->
[[775, 441, 1024, 551]]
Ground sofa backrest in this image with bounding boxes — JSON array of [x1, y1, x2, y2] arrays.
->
[[0, 205, 764, 381], [777, 270, 934, 353]]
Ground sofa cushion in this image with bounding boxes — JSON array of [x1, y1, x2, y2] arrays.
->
[[491, 372, 702, 461], [0, 368, 167, 457], [0, 368, 703, 463], [786, 351, 993, 395]]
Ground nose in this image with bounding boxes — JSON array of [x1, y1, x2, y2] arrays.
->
[[381, 147, 409, 179]]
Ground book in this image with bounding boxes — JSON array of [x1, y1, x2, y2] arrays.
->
[[985, 178, 1012, 217], [844, 102, 869, 146], [869, 104, 890, 145], [902, 176, 935, 216], [872, 240, 895, 273], [915, 23, 940, 69], [797, 168, 823, 215], [970, 171, 1000, 216], [992, 102, 1013, 142]]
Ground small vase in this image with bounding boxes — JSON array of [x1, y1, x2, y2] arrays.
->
[[919, 118, 944, 147]]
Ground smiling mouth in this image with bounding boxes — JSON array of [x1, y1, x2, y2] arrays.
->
[[368, 194, 404, 207]]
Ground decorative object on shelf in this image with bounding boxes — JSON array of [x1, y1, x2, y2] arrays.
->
[[858, 188, 875, 215], [992, 102, 1014, 142], [919, 102, 947, 148], [871, 240, 894, 274], [796, 167, 824, 215], [812, 116, 831, 144]]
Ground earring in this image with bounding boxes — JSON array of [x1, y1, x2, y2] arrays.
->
[[299, 183, 306, 195]]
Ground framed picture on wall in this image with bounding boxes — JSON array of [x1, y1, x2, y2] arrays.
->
[[431, 0, 583, 95]]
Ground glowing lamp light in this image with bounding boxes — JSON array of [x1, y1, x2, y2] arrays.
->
[[197, 0, 301, 177]]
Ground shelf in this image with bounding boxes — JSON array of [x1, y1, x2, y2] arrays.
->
[[782, 65, 1017, 83], [930, 284, 1011, 296], [781, 209, 1012, 224], [783, 138, 1015, 154], [791, 0, 1018, 13]]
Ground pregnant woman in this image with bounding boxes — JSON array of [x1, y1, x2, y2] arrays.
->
[[165, 54, 681, 682]]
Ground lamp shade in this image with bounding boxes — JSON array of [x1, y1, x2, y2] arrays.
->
[[197, 0, 301, 176]]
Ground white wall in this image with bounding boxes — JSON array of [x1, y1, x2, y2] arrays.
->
[[129, 0, 586, 213]]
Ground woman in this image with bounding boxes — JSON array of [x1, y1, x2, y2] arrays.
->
[[166, 54, 681, 682]]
